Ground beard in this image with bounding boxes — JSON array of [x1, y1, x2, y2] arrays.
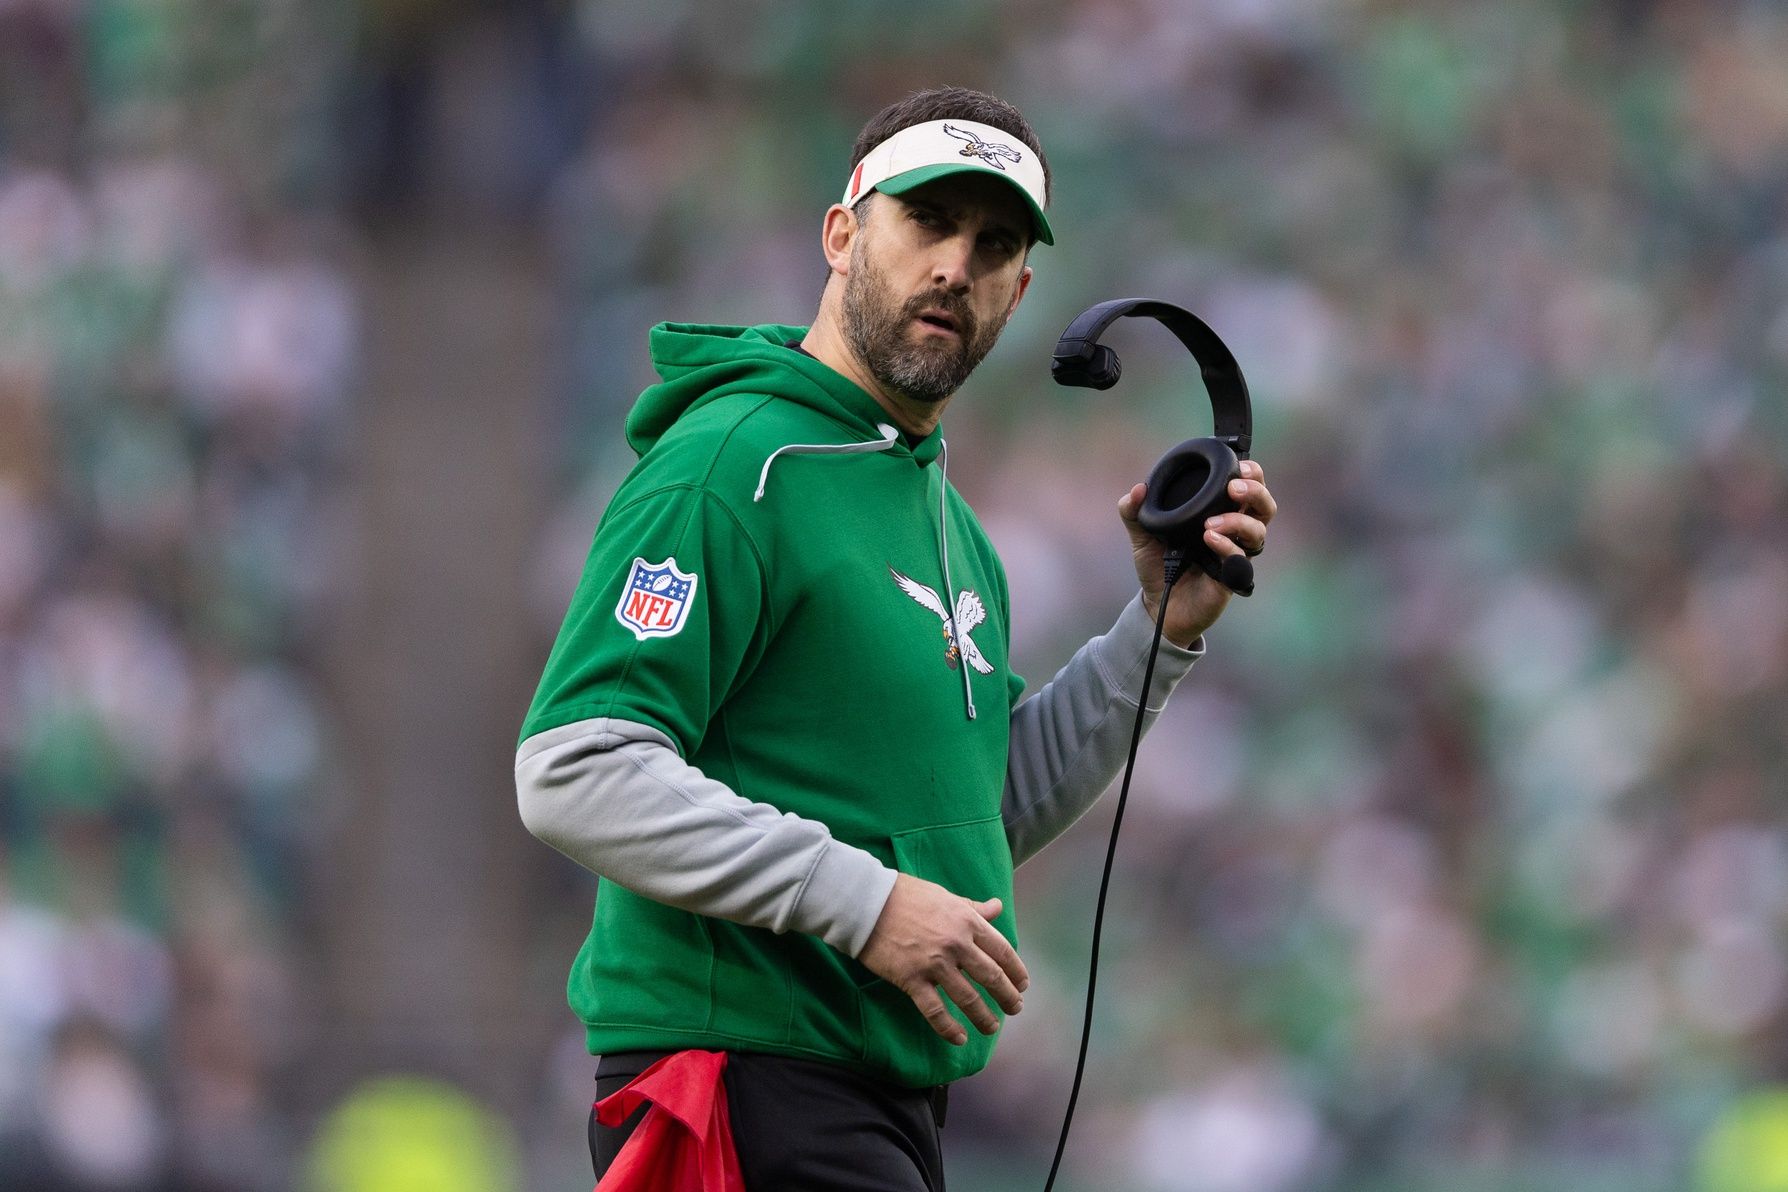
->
[[840, 236, 1009, 406]]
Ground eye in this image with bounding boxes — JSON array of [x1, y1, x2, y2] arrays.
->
[[980, 232, 1020, 257]]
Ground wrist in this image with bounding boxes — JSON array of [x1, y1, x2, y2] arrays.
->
[[1120, 591, 1206, 657], [1138, 587, 1207, 651]]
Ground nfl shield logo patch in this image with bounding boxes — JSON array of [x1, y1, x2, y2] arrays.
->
[[614, 557, 698, 641]]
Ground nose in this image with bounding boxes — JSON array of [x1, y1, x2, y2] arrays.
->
[[930, 234, 974, 293]]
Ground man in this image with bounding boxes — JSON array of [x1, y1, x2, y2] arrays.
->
[[516, 86, 1276, 1189]]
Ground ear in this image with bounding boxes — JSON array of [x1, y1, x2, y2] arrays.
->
[[1006, 264, 1033, 319], [822, 202, 861, 277]]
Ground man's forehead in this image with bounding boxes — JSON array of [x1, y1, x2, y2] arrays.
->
[[890, 174, 1030, 236]]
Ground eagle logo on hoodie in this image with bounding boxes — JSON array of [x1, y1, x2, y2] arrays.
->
[[889, 566, 994, 674]]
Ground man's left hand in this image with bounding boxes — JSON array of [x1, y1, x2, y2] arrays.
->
[[1119, 459, 1277, 649]]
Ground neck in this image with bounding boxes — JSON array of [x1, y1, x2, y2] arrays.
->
[[803, 301, 949, 438]]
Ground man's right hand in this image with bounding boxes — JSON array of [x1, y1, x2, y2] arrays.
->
[[856, 872, 1029, 1046]]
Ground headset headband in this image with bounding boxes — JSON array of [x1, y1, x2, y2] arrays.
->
[[1051, 298, 1251, 457]]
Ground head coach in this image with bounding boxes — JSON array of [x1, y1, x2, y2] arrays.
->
[[516, 85, 1277, 1189]]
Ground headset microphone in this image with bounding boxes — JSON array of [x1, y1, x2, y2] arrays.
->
[[1052, 297, 1255, 596], [1039, 299, 1258, 1192]]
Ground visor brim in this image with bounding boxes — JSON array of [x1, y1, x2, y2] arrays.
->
[[871, 163, 1054, 247]]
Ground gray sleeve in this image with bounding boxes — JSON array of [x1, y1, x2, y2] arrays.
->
[[515, 717, 899, 958], [1002, 593, 1205, 867]]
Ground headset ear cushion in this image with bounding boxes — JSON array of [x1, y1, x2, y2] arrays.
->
[[1137, 437, 1240, 547]]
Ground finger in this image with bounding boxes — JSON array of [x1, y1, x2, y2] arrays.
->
[[971, 917, 1030, 992], [1239, 460, 1267, 484], [960, 947, 1024, 1016], [1203, 512, 1266, 556], [938, 971, 1000, 1037], [1226, 478, 1277, 522], [1117, 483, 1146, 522], [1204, 526, 1245, 559], [908, 983, 968, 1045]]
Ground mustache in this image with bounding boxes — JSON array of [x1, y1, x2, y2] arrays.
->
[[902, 291, 977, 341]]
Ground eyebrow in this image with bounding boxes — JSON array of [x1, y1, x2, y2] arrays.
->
[[905, 198, 1025, 246]]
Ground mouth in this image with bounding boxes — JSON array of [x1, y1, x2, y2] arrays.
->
[[913, 309, 961, 337]]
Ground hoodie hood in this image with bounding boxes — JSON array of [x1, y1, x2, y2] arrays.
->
[[626, 322, 944, 466]]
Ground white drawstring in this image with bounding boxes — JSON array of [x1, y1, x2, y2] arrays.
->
[[753, 423, 900, 502], [937, 439, 976, 721], [753, 421, 976, 721]]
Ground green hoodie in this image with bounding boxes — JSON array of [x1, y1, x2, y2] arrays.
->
[[520, 322, 1025, 1088]]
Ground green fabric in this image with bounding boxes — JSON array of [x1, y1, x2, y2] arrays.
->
[[521, 322, 1028, 1088]]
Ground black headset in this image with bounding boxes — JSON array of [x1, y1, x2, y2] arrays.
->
[[1040, 298, 1259, 1192], [1052, 298, 1256, 596]]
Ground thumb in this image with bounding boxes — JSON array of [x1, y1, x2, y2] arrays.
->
[[1117, 484, 1147, 529], [1119, 484, 1160, 551], [976, 897, 1003, 920]]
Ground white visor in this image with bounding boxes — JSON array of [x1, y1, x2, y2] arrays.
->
[[842, 118, 1053, 246]]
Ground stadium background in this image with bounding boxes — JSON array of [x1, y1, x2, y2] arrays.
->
[[3, 0, 1788, 1189]]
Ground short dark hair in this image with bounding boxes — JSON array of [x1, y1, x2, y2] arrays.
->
[[850, 86, 1051, 213]]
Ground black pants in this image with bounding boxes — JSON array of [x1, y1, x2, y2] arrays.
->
[[589, 1050, 949, 1191]]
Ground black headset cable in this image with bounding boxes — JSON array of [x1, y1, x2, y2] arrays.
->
[[1042, 548, 1186, 1192]]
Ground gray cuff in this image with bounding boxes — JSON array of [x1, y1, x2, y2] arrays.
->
[[793, 844, 900, 957], [1094, 592, 1205, 712]]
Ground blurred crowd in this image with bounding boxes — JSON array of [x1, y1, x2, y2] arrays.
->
[[534, 2, 1788, 1189], [0, 0, 353, 1186], [5, 0, 1788, 1189]]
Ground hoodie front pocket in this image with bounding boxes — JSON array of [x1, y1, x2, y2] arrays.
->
[[857, 814, 1018, 1085]]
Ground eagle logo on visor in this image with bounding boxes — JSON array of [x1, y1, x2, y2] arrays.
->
[[890, 566, 994, 674], [942, 123, 1023, 171]]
